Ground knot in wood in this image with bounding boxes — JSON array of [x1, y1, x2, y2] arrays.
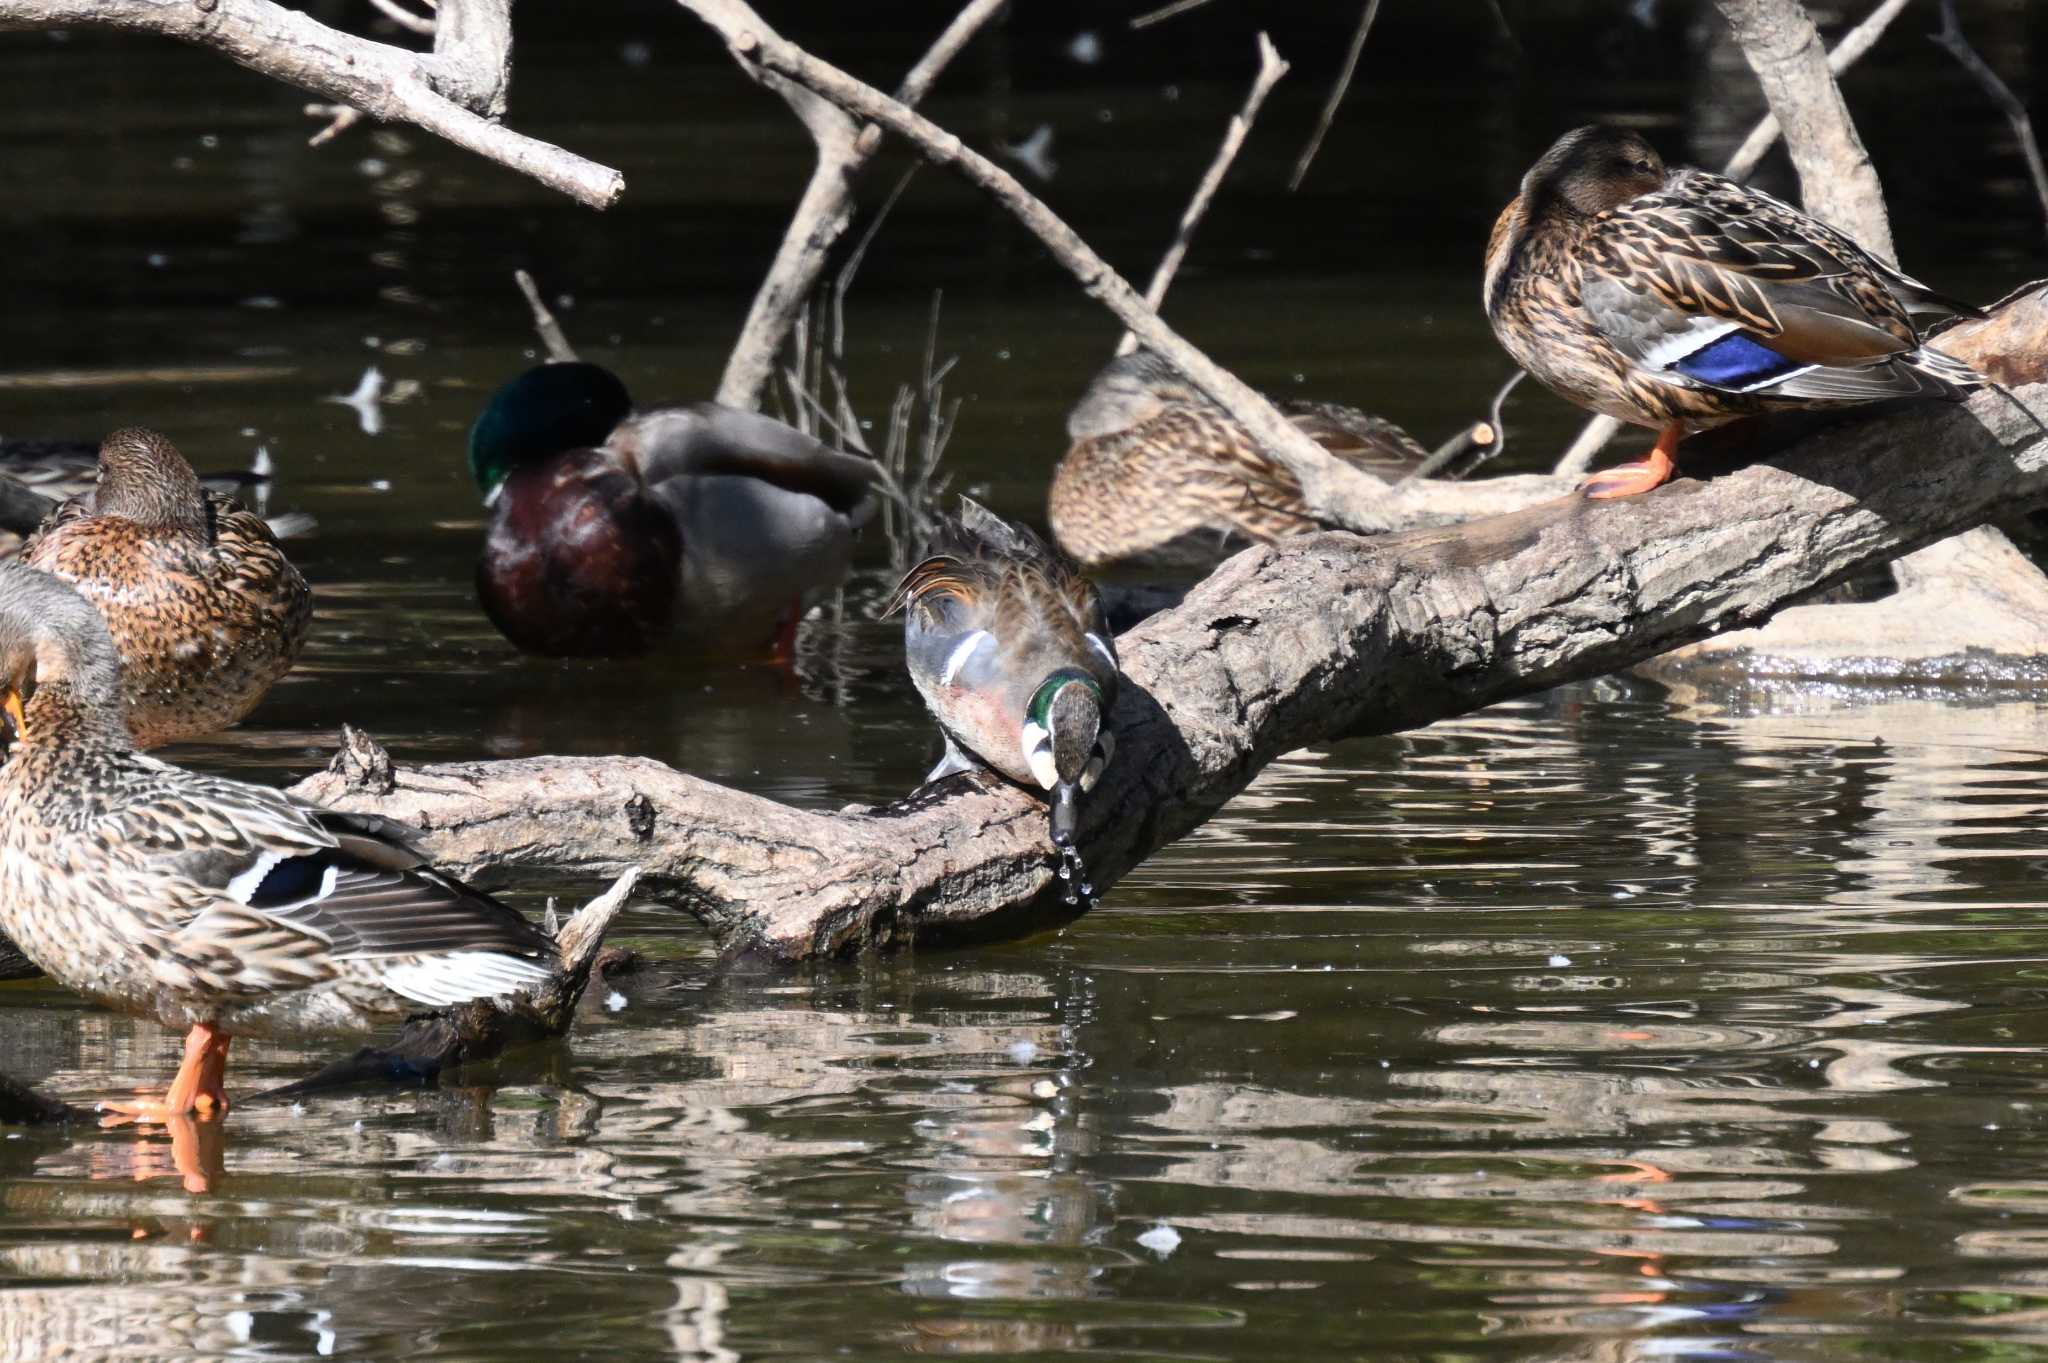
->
[[328, 724, 396, 795], [623, 793, 657, 840]]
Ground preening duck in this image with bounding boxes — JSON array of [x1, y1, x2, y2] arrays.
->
[[468, 361, 884, 659], [0, 563, 556, 1119], [887, 498, 1120, 847], [1484, 126, 1983, 497]]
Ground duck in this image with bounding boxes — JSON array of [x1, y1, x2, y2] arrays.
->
[[19, 428, 312, 749], [468, 361, 885, 659], [1484, 125, 1984, 498], [886, 498, 1119, 847], [0, 437, 285, 559], [0, 561, 558, 1119], [1048, 349, 1432, 569]]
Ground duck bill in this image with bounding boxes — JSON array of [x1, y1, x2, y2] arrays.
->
[[2, 687, 22, 741], [1049, 780, 1080, 848]]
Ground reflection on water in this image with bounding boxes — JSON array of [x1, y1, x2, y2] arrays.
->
[[7, 1, 2048, 1359], [14, 689, 2048, 1360]]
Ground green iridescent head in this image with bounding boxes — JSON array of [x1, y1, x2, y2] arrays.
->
[[1020, 668, 1113, 847], [467, 362, 634, 501]]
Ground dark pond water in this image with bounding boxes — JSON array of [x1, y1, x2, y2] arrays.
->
[[6, 2, 2048, 1359]]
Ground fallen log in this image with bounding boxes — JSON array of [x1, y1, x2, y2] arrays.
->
[[289, 378, 2048, 962]]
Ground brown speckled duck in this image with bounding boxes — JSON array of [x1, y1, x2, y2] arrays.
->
[[20, 427, 311, 747], [1485, 126, 1984, 497], [1048, 350, 1429, 571], [0, 563, 556, 1119]]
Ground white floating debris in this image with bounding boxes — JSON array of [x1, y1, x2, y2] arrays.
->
[[622, 40, 652, 67], [1227, 1010, 1297, 1022], [368, 479, 393, 492], [605, 990, 628, 1013], [1137, 1222, 1181, 1257], [325, 365, 386, 436], [1066, 30, 1101, 64], [1007, 1040, 1039, 1065], [1002, 124, 1057, 182], [1547, 954, 1572, 968]]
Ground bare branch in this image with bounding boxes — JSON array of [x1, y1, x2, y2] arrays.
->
[[366, 0, 434, 36], [676, 0, 1419, 534], [426, 0, 510, 119], [1115, 32, 1290, 357], [1555, 0, 1914, 476], [709, 0, 1008, 410], [513, 270, 581, 364], [303, 102, 363, 146], [1931, 0, 2048, 245], [0, 0, 622, 210], [1130, 0, 1216, 30], [1287, 0, 1379, 191]]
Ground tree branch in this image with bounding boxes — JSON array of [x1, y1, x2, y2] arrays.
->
[[1115, 32, 1289, 357], [288, 297, 2048, 962], [1931, 0, 2048, 246], [0, 0, 622, 210], [705, 0, 1008, 410], [675, 0, 1453, 535], [1287, 0, 1378, 191]]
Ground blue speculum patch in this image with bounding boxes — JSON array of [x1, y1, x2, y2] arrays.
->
[[1671, 331, 1804, 388]]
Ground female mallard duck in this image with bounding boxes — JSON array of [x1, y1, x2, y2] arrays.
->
[[468, 361, 884, 658], [0, 438, 283, 559], [1049, 349, 1430, 569], [0, 563, 556, 1118], [886, 498, 1119, 847], [19, 428, 311, 748], [1485, 125, 1983, 497]]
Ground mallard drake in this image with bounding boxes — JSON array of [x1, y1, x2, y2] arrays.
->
[[886, 498, 1119, 846], [0, 562, 556, 1118], [468, 361, 885, 658], [1049, 350, 1431, 569], [19, 428, 311, 749], [1485, 125, 1984, 497]]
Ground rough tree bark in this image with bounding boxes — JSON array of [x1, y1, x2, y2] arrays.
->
[[288, 294, 2048, 962], [704, 0, 1009, 409], [0, 0, 622, 208]]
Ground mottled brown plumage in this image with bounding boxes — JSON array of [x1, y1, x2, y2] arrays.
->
[[1048, 351, 1428, 570], [20, 428, 311, 748], [1485, 127, 1982, 495], [0, 564, 555, 1118]]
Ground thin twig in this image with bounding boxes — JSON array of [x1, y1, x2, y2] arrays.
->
[[1931, 0, 2048, 245], [1115, 33, 1289, 357], [513, 270, 580, 363], [1288, 0, 1379, 191], [366, 0, 435, 35], [1552, 0, 1914, 477], [1399, 370, 1524, 484], [304, 102, 363, 146], [1130, 0, 1216, 31]]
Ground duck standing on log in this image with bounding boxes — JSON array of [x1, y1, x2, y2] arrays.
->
[[467, 361, 884, 659], [1485, 125, 1984, 498], [887, 498, 1120, 850], [0, 563, 557, 1124], [18, 428, 311, 748]]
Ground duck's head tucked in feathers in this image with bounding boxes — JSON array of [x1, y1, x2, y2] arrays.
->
[[468, 362, 633, 503], [0, 562, 128, 747], [1521, 126, 1666, 219], [91, 428, 209, 534]]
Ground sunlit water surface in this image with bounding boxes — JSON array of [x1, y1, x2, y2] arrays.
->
[[7, 4, 2048, 1360]]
